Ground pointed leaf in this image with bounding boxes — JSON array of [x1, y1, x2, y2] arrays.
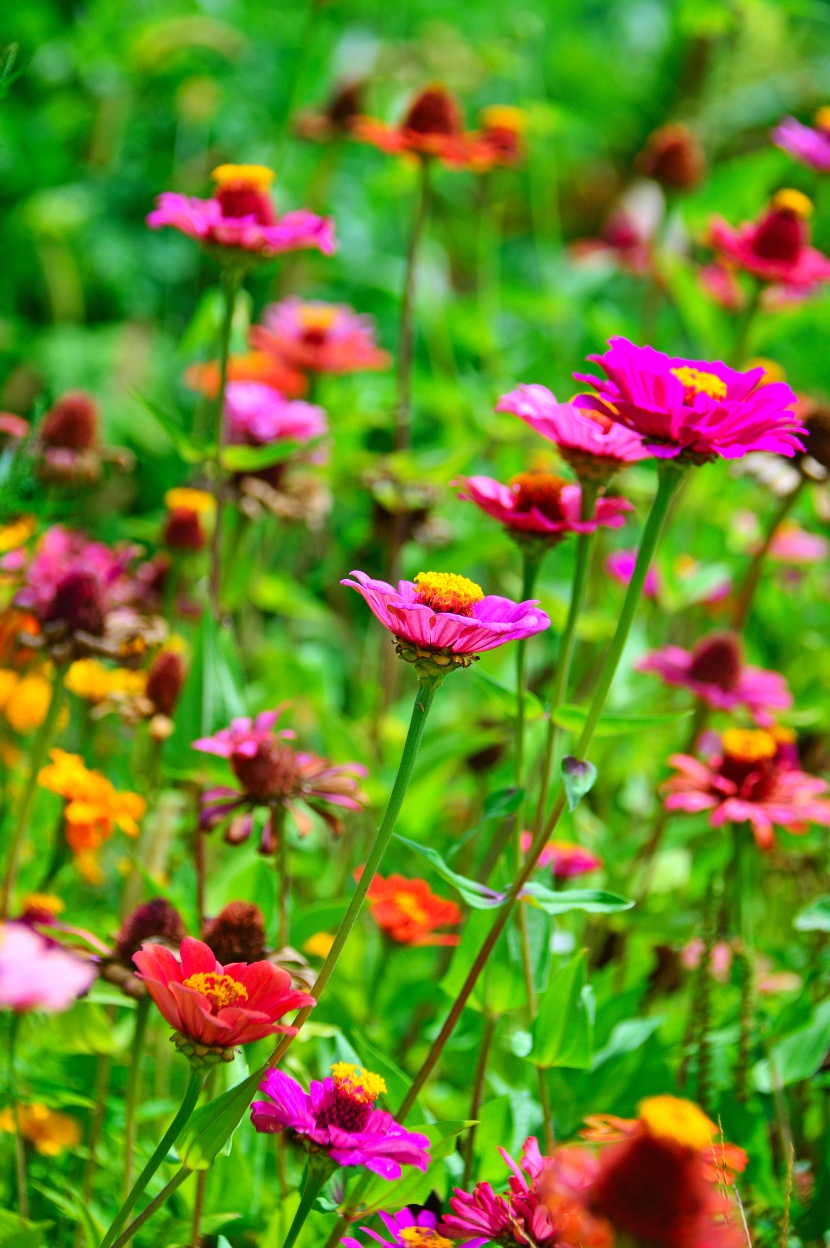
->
[[794, 895, 830, 932], [394, 835, 507, 909], [552, 704, 693, 738], [531, 951, 594, 1069], [520, 882, 634, 915], [178, 1069, 264, 1170]]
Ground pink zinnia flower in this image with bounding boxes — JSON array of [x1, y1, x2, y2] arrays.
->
[[605, 549, 660, 599], [663, 727, 830, 849], [456, 474, 632, 539], [0, 922, 96, 1013], [342, 570, 550, 662], [343, 1207, 450, 1248], [147, 164, 336, 258], [133, 936, 314, 1051], [252, 298, 391, 375], [251, 1063, 430, 1179], [574, 337, 804, 461], [772, 112, 830, 174], [637, 633, 792, 727], [708, 189, 830, 289], [15, 526, 137, 636], [496, 385, 649, 480], [519, 833, 603, 880], [193, 706, 367, 850], [767, 521, 829, 564], [225, 381, 328, 447]]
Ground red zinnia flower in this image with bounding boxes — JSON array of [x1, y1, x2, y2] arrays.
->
[[366, 873, 462, 946]]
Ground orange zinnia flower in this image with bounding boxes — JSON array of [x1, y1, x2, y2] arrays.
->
[[38, 749, 146, 863], [366, 873, 462, 946], [184, 350, 307, 400]]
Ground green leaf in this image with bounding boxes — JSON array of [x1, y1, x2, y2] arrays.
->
[[131, 389, 204, 462], [220, 441, 305, 472], [167, 611, 246, 769], [521, 882, 634, 916], [562, 756, 597, 811], [794, 895, 830, 932], [395, 835, 507, 909], [531, 951, 594, 1069], [42, 1001, 119, 1055], [591, 1017, 662, 1070], [178, 1069, 264, 1170], [753, 999, 830, 1093], [552, 704, 693, 738], [0, 1211, 54, 1247], [440, 909, 526, 1014]]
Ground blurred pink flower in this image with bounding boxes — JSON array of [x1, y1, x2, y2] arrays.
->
[[637, 633, 792, 727], [456, 474, 631, 538], [15, 527, 137, 636], [680, 938, 733, 982], [709, 190, 830, 289], [520, 833, 603, 879], [767, 522, 829, 565], [252, 298, 390, 374], [0, 922, 95, 1012], [225, 381, 328, 447], [605, 549, 660, 599], [575, 338, 804, 461], [772, 114, 830, 174], [699, 264, 744, 312]]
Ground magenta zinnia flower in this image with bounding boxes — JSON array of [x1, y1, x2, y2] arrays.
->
[[519, 833, 603, 880], [663, 728, 830, 849], [709, 190, 830, 289], [457, 473, 631, 541], [225, 381, 328, 447], [252, 297, 391, 375], [147, 164, 336, 258], [15, 527, 136, 634], [772, 113, 830, 174], [343, 1207, 451, 1248], [193, 706, 367, 850], [605, 549, 660, 599], [0, 922, 96, 1013], [342, 570, 550, 667], [574, 337, 804, 461], [637, 633, 792, 727], [496, 385, 649, 480], [251, 1063, 431, 1179]]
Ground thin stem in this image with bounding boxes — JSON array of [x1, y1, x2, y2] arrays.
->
[[109, 1168, 190, 1248], [276, 807, 289, 949], [74, 1049, 112, 1248], [191, 1170, 207, 1248], [730, 280, 762, 368], [267, 676, 442, 1069], [732, 479, 804, 631], [122, 996, 151, 1200], [1, 667, 66, 918], [282, 1163, 331, 1248], [512, 552, 542, 1024], [396, 465, 686, 1119], [536, 1066, 554, 1152], [8, 1016, 27, 1219], [209, 267, 243, 620], [100, 1065, 205, 1248], [394, 160, 432, 454], [462, 1013, 497, 1186]]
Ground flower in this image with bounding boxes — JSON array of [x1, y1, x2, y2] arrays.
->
[[203, 901, 267, 965], [519, 833, 603, 880], [605, 549, 660, 598], [342, 570, 550, 671], [767, 521, 829, 564], [456, 474, 632, 543], [66, 659, 147, 705], [147, 163, 336, 258], [193, 706, 368, 852], [304, 931, 335, 958], [343, 1207, 453, 1248], [38, 749, 146, 870], [0, 1103, 81, 1155], [366, 873, 462, 945], [1, 671, 53, 734], [496, 385, 649, 480], [114, 899, 187, 966], [709, 190, 830, 289], [636, 123, 705, 190], [353, 85, 480, 168], [663, 728, 830, 849], [637, 632, 792, 727], [252, 298, 391, 375], [294, 79, 365, 143], [145, 649, 186, 718], [251, 1062, 431, 1178], [0, 921, 96, 1012], [772, 110, 830, 173], [570, 184, 662, 277], [574, 337, 804, 461], [225, 381, 328, 447], [184, 350, 307, 400], [468, 105, 528, 171], [681, 938, 733, 983], [38, 391, 101, 485], [133, 936, 315, 1060]]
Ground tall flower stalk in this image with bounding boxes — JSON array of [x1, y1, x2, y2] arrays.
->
[[208, 267, 243, 619], [122, 996, 151, 1199], [394, 160, 431, 455], [732, 476, 805, 630]]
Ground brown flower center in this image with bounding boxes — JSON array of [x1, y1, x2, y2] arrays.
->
[[231, 738, 300, 802], [44, 570, 106, 636], [719, 728, 777, 795], [403, 86, 463, 137], [510, 470, 568, 521], [687, 633, 742, 691], [753, 192, 811, 264]]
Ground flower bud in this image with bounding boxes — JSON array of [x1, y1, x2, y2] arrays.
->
[[41, 391, 99, 450], [145, 650, 186, 717], [636, 123, 705, 191], [115, 898, 186, 965]]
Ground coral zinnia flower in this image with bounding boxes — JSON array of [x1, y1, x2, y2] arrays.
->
[[709, 189, 830, 289], [133, 936, 314, 1058], [497, 385, 649, 481], [147, 164, 336, 258], [519, 833, 603, 880], [343, 1207, 453, 1248], [663, 728, 830, 849], [366, 873, 462, 946], [343, 570, 550, 670], [0, 921, 96, 1013], [184, 350, 307, 400], [0, 1102, 81, 1156], [353, 85, 480, 168], [252, 297, 391, 375], [773, 111, 830, 173], [225, 381, 327, 448], [574, 337, 804, 461], [637, 632, 792, 727], [457, 474, 632, 543], [251, 1062, 431, 1178], [193, 707, 367, 851]]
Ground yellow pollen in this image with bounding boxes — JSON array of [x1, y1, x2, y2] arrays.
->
[[415, 571, 484, 616], [670, 366, 727, 402], [330, 1062, 387, 1103], [211, 163, 275, 191], [182, 971, 249, 1010], [399, 1229, 453, 1248], [815, 106, 830, 132], [392, 892, 431, 925], [21, 893, 64, 916], [639, 1095, 716, 1152], [721, 727, 777, 764], [480, 105, 527, 134], [297, 304, 340, 332], [772, 725, 796, 745], [772, 188, 813, 218], [164, 487, 215, 515]]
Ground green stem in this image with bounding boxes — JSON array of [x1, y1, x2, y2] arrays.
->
[[282, 1162, 332, 1248], [536, 1066, 554, 1152], [513, 551, 543, 1024], [100, 1065, 205, 1248], [109, 1168, 190, 1248], [209, 267, 243, 620], [396, 464, 686, 1119], [122, 996, 151, 1200], [8, 1016, 27, 1220], [1, 667, 66, 918], [191, 1170, 207, 1248], [275, 806, 289, 948], [730, 280, 762, 368], [462, 1012, 497, 1186], [267, 676, 442, 1068], [394, 160, 432, 454], [732, 478, 804, 632]]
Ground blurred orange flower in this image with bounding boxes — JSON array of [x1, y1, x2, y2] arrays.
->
[[366, 873, 462, 946]]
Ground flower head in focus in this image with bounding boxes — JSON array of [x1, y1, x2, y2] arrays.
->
[[366, 873, 462, 945], [353, 85, 481, 169], [0, 921, 96, 1012], [147, 164, 336, 259], [519, 833, 603, 880], [251, 1062, 430, 1178], [772, 110, 830, 174], [709, 190, 830, 290], [252, 298, 391, 375], [0, 1103, 81, 1155]]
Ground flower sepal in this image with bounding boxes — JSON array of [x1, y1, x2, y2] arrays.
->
[[170, 1031, 238, 1071], [392, 637, 474, 680]]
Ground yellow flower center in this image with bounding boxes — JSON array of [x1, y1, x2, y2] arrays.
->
[[297, 304, 340, 332], [164, 487, 215, 515], [480, 105, 527, 134], [0, 516, 35, 555], [21, 893, 64, 916], [772, 188, 813, 218], [182, 971, 249, 1010], [638, 1095, 716, 1152], [211, 163, 275, 191], [721, 727, 777, 764], [392, 891, 430, 925], [330, 1062, 387, 1103], [772, 725, 796, 745], [670, 366, 727, 403], [399, 1229, 453, 1248], [815, 106, 830, 133], [415, 571, 484, 616], [304, 931, 336, 958]]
